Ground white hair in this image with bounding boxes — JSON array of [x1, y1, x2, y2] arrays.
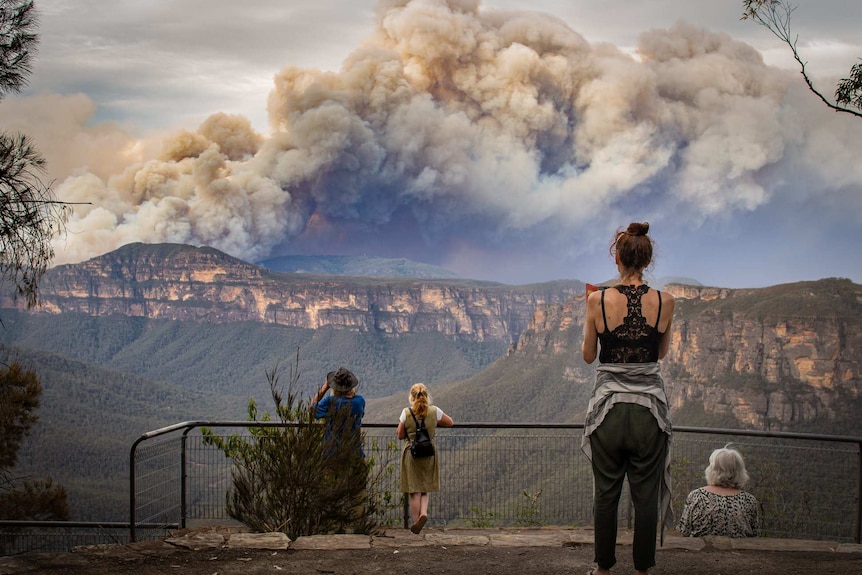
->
[[704, 446, 750, 489]]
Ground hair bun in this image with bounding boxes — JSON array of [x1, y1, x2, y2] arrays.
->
[[627, 222, 649, 236]]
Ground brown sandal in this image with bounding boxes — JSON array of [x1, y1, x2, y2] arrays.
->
[[410, 514, 427, 534]]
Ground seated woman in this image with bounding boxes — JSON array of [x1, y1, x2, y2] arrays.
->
[[677, 446, 760, 537]]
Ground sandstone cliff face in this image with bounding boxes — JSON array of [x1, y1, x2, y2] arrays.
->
[[663, 281, 862, 429], [512, 279, 862, 430], [3, 243, 581, 344]]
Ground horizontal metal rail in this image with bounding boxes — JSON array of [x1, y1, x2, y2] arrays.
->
[[131, 419, 862, 442]]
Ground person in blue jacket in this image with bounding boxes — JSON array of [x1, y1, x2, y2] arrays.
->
[[310, 366, 366, 457]]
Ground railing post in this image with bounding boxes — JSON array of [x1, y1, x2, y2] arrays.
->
[[181, 429, 190, 530], [129, 435, 146, 543], [129, 447, 136, 542], [857, 441, 861, 544], [128, 422, 199, 543]]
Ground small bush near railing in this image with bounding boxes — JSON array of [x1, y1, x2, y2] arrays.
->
[[200, 362, 399, 540]]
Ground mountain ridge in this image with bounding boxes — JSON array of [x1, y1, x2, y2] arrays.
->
[[12, 243, 581, 344]]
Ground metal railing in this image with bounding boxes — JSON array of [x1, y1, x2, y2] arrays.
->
[[128, 422, 862, 544]]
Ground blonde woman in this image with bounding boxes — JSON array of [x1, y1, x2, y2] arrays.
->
[[396, 383, 454, 534]]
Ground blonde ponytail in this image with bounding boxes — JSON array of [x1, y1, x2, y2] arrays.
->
[[409, 383, 430, 419]]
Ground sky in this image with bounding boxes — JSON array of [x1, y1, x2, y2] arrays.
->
[[2, 0, 861, 288]]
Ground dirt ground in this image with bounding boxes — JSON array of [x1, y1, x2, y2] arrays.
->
[[3, 540, 861, 575]]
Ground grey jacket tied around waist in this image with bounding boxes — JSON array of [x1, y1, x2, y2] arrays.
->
[[581, 362, 674, 542]]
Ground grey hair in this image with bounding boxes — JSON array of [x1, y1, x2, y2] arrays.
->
[[704, 446, 750, 489]]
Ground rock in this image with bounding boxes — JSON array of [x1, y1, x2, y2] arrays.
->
[[290, 534, 371, 550], [164, 531, 225, 550], [227, 532, 291, 550], [423, 533, 490, 546], [490, 532, 571, 547]]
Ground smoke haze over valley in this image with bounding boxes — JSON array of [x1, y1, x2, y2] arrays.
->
[[1, 0, 861, 287]]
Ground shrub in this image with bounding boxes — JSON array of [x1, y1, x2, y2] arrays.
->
[[202, 355, 394, 539]]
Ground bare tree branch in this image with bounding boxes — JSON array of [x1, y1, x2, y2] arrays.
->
[[741, 0, 862, 119]]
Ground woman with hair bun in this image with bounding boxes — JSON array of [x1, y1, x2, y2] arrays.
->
[[396, 383, 454, 534], [678, 446, 760, 537], [581, 222, 676, 575]]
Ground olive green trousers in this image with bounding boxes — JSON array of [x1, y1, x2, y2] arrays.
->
[[589, 402, 668, 571]]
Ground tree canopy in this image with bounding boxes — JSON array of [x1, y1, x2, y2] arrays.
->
[[0, 0, 68, 307], [0, 362, 69, 524]]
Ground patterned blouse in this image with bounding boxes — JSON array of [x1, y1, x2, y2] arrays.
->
[[677, 487, 760, 537]]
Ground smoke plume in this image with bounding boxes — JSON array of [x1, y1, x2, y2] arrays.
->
[[4, 0, 861, 283]]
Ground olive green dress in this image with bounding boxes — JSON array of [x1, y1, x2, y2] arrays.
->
[[400, 406, 440, 493]]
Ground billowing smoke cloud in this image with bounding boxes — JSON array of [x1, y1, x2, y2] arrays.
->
[[5, 0, 862, 283]]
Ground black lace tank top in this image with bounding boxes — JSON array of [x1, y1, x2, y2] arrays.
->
[[598, 284, 663, 364]]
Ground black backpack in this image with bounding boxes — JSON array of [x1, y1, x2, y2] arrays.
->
[[408, 408, 435, 458]]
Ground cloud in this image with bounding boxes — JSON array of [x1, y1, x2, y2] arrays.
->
[[3, 0, 861, 284]]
